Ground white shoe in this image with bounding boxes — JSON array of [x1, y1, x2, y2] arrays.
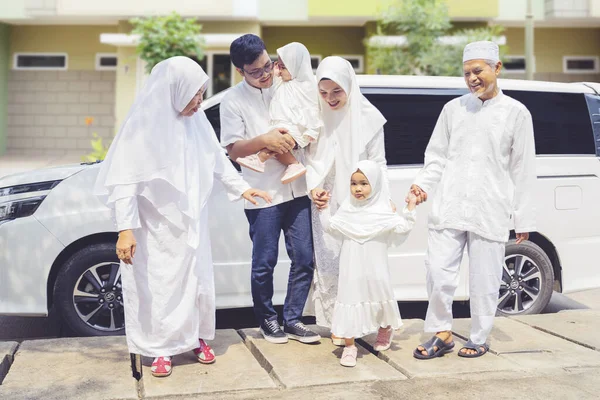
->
[[340, 345, 358, 367], [281, 163, 306, 184], [236, 154, 265, 173]]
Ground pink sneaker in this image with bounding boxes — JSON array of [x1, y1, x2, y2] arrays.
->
[[151, 356, 172, 377], [373, 327, 394, 352], [340, 345, 358, 367], [193, 338, 216, 364], [281, 163, 306, 184], [236, 154, 265, 173]]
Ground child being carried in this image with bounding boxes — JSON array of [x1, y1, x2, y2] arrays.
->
[[235, 42, 322, 184]]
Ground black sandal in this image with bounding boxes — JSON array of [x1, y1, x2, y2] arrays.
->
[[413, 336, 455, 360], [458, 341, 489, 358]]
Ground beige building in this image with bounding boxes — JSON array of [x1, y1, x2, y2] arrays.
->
[[0, 0, 599, 156]]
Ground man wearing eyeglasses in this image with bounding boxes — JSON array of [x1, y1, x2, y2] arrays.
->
[[220, 34, 320, 345]]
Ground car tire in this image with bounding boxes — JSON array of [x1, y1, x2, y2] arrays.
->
[[496, 239, 555, 317], [54, 243, 125, 337]]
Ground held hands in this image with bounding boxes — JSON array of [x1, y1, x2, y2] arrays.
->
[[116, 230, 136, 265], [264, 128, 295, 155], [406, 184, 427, 206], [405, 192, 417, 211], [242, 189, 272, 206], [516, 232, 529, 244], [311, 188, 331, 210]]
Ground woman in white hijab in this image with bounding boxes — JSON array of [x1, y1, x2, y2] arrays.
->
[[94, 56, 270, 377], [306, 56, 388, 345]]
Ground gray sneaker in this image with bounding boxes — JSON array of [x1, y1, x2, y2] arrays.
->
[[260, 319, 288, 344], [283, 322, 321, 344]]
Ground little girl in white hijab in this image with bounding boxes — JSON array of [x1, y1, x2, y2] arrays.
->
[[235, 42, 322, 184], [321, 160, 417, 367]]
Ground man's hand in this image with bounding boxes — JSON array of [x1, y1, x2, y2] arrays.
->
[[406, 184, 427, 205], [242, 189, 272, 206], [263, 128, 295, 154], [516, 232, 529, 244], [311, 188, 330, 210], [116, 230, 136, 265]]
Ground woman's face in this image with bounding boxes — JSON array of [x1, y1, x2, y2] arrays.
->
[[318, 79, 348, 110], [180, 85, 207, 117]]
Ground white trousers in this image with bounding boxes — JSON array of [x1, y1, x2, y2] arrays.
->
[[424, 228, 505, 345]]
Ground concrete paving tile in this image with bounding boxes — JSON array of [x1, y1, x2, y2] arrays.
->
[[0, 341, 19, 384], [452, 317, 600, 370], [0, 336, 138, 400], [565, 288, 600, 310], [239, 325, 407, 389], [141, 329, 276, 398], [512, 310, 600, 351], [359, 319, 516, 378]]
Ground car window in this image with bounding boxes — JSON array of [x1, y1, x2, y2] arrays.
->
[[205, 104, 221, 140], [505, 90, 595, 155]]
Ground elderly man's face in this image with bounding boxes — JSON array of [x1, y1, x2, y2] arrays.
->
[[463, 59, 501, 101]]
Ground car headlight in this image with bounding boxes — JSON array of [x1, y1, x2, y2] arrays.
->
[[0, 196, 47, 222], [0, 180, 61, 197]]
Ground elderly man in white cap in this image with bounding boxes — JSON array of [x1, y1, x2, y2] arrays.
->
[[410, 41, 537, 359]]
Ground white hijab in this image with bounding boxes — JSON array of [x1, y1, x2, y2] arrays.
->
[[94, 56, 218, 249], [306, 56, 386, 204], [329, 160, 403, 244], [270, 42, 321, 131]]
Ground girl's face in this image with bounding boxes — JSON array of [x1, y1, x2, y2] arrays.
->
[[180, 85, 207, 117], [350, 170, 371, 201], [318, 79, 348, 110], [276, 57, 293, 82]]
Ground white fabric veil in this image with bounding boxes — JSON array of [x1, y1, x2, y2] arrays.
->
[[94, 56, 217, 248], [306, 56, 386, 204], [269, 42, 321, 132], [329, 160, 403, 244]]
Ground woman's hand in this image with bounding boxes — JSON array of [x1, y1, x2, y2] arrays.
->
[[311, 188, 330, 210], [242, 189, 272, 206], [116, 230, 136, 265], [405, 191, 418, 211]]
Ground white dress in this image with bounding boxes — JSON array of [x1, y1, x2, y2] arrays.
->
[[310, 129, 389, 327], [330, 208, 416, 338], [114, 133, 249, 358]]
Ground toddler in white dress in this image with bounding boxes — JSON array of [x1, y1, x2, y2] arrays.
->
[[321, 160, 417, 367], [235, 42, 322, 184]]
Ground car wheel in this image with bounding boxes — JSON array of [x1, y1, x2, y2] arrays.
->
[[496, 240, 555, 316], [54, 243, 125, 336]]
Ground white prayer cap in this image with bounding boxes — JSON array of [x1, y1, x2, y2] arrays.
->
[[463, 41, 499, 63]]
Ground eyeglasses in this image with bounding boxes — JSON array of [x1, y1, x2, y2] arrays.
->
[[243, 60, 274, 79]]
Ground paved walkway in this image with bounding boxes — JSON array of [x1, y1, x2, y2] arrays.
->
[[1, 310, 599, 400]]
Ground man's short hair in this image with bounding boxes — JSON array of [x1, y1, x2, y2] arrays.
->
[[230, 34, 267, 69]]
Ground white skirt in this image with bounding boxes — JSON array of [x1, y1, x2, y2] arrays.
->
[[330, 236, 402, 339]]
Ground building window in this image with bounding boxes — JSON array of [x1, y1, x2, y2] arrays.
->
[[191, 52, 234, 98], [269, 54, 322, 72], [334, 55, 364, 73], [563, 56, 599, 74], [503, 56, 533, 74], [96, 53, 118, 71], [13, 53, 68, 70]]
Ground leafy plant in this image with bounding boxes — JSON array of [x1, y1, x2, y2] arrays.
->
[[367, 0, 507, 76], [130, 12, 205, 74], [81, 117, 111, 162]]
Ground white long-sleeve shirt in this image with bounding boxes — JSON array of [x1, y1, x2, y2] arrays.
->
[[414, 90, 536, 242]]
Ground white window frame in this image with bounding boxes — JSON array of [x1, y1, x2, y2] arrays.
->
[[269, 54, 322, 72], [502, 55, 536, 74], [203, 51, 236, 98], [13, 52, 68, 71], [95, 53, 118, 71], [563, 56, 600, 74], [334, 54, 364, 73]]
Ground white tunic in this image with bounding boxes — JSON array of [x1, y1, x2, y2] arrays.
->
[[114, 139, 249, 357], [220, 80, 308, 210], [414, 90, 537, 242]]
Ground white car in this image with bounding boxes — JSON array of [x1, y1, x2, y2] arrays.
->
[[1, 75, 599, 337]]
